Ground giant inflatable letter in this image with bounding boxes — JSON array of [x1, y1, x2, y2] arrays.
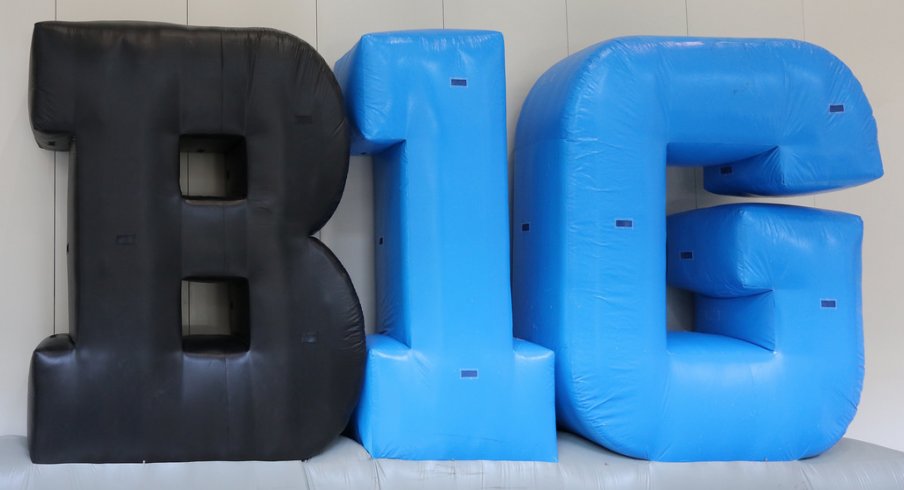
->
[[335, 31, 556, 461], [28, 22, 365, 463], [514, 37, 882, 461]]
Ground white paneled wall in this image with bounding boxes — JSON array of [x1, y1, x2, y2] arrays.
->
[[566, 0, 687, 52], [0, 0, 55, 445], [188, 0, 316, 38], [0, 0, 901, 452], [57, 0, 185, 23]]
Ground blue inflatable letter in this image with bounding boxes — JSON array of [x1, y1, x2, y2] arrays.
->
[[513, 37, 882, 461], [336, 31, 557, 461]]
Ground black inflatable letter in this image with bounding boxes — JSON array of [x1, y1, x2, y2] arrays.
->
[[28, 21, 365, 463]]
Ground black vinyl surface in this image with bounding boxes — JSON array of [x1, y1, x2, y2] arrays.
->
[[28, 21, 365, 463]]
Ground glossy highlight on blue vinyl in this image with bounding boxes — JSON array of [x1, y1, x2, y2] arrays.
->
[[513, 37, 882, 461], [335, 30, 557, 461]]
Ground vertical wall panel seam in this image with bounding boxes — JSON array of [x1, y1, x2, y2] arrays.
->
[[800, 0, 807, 41], [314, 1, 321, 242], [693, 169, 700, 209], [799, 0, 815, 209], [564, 0, 570, 55], [185, 0, 191, 333], [684, 0, 690, 36], [52, 158, 56, 335], [685, 1, 698, 211], [52, 0, 57, 334]]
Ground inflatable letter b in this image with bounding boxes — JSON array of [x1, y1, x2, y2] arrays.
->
[[28, 22, 365, 463]]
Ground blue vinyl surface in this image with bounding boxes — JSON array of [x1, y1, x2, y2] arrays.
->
[[513, 37, 882, 461], [335, 30, 556, 461]]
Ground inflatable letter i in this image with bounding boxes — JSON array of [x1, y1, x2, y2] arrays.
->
[[335, 31, 557, 461]]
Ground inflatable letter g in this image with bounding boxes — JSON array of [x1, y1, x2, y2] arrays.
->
[[514, 37, 882, 461]]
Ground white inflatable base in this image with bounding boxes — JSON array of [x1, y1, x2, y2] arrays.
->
[[1, 432, 902, 490]]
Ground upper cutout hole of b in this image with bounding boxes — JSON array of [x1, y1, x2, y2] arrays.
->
[[450, 78, 468, 87], [179, 134, 247, 201], [829, 104, 845, 113]]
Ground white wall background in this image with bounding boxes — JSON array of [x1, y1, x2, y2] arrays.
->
[[1, 0, 901, 452]]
